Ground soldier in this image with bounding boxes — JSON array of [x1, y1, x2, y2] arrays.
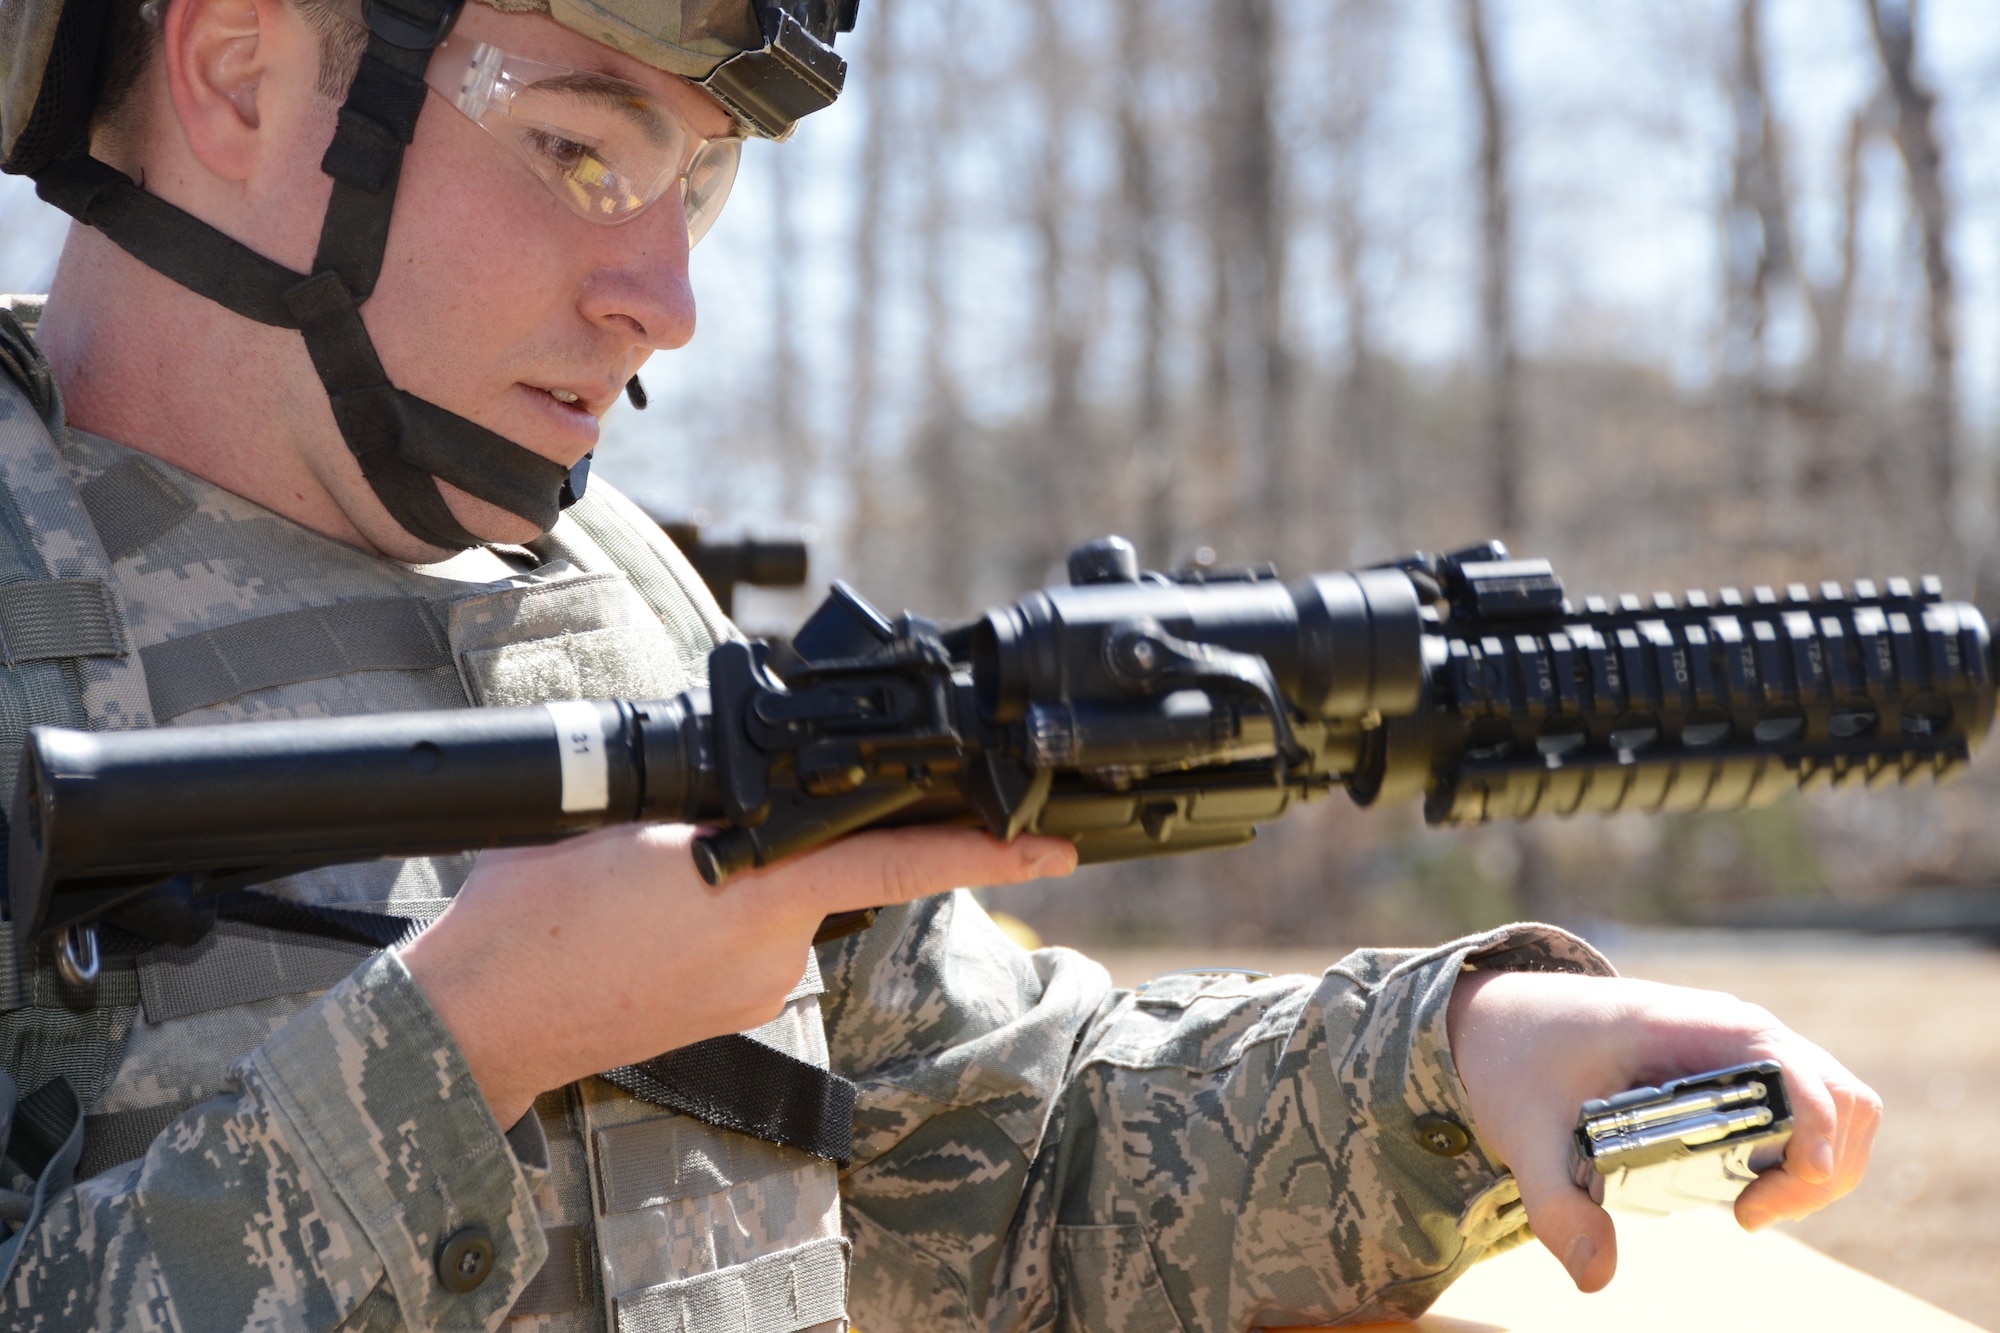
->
[[0, 0, 1878, 1329]]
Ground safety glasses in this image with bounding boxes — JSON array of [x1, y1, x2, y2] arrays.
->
[[423, 30, 743, 243]]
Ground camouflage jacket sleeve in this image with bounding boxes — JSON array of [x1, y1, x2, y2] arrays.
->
[[3, 953, 550, 1332], [819, 893, 1615, 1332]]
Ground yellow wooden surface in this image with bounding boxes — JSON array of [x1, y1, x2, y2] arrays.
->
[[1301, 1207, 1985, 1332]]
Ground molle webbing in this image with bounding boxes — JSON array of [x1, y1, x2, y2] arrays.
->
[[140, 597, 457, 721], [79, 456, 197, 561], [511, 1222, 591, 1317], [136, 922, 382, 1025], [0, 325, 130, 815], [0, 578, 123, 665], [613, 1235, 849, 1333]]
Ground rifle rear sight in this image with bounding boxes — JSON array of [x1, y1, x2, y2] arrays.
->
[[12, 537, 1994, 963]]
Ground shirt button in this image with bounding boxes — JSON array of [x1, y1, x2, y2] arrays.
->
[[435, 1226, 495, 1293], [1414, 1113, 1472, 1157]]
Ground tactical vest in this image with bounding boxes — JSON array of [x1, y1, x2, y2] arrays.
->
[[0, 297, 847, 1333]]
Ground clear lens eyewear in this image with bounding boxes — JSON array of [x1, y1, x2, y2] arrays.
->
[[424, 32, 743, 244]]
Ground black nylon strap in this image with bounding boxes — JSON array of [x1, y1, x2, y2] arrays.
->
[[213, 892, 422, 951], [283, 273, 488, 549], [599, 1036, 856, 1166], [125, 892, 852, 1163], [77, 1099, 196, 1180], [340, 50, 430, 153], [314, 37, 434, 296], [395, 394, 570, 530], [28, 0, 584, 551], [7, 1076, 80, 1180], [322, 106, 405, 195], [283, 273, 569, 539], [35, 157, 307, 330], [317, 176, 400, 301]]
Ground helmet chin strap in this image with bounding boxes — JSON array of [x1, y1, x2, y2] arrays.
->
[[34, 0, 589, 553]]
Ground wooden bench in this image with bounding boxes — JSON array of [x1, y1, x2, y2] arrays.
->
[[1293, 1207, 1983, 1331]]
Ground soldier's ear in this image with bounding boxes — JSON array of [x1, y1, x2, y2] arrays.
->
[[159, 0, 299, 179]]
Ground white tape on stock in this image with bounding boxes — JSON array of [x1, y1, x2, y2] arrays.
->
[[546, 700, 611, 813]]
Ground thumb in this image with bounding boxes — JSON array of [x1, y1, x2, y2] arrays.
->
[[1515, 1162, 1618, 1292]]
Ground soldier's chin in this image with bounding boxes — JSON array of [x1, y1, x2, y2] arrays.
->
[[436, 481, 548, 548]]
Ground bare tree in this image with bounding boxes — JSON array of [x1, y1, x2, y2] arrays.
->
[[1023, 0, 1098, 587], [1253, 1, 1295, 566], [1798, 103, 1874, 409], [842, 0, 896, 570], [1863, 0, 1958, 513], [1718, 0, 1791, 497], [1460, 0, 1524, 540], [1321, 0, 1397, 560], [1718, 0, 1884, 502], [768, 140, 808, 518], [1118, 0, 1174, 569], [1205, 0, 1287, 556], [1790, 95, 1885, 496], [913, 24, 967, 610]]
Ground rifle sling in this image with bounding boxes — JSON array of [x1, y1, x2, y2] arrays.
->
[[599, 1036, 854, 1166], [77, 898, 854, 1170]]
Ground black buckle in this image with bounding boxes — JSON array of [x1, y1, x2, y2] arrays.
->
[[560, 453, 592, 508], [362, 0, 462, 50]]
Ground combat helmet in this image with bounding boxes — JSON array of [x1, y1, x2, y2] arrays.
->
[[0, 0, 856, 549]]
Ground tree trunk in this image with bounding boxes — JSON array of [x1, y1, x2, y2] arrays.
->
[[1864, 0, 1957, 512], [914, 28, 965, 610], [1028, 0, 1088, 587], [1206, 0, 1283, 555], [1332, 185, 1397, 559], [1324, 0, 1393, 561], [1720, 0, 1779, 497], [1118, 0, 1173, 569], [1460, 0, 1523, 541], [842, 0, 895, 571], [769, 140, 806, 519]]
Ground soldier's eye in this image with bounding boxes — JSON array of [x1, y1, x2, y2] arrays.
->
[[521, 127, 594, 173]]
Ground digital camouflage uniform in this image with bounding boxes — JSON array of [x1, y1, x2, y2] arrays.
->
[[0, 309, 1618, 1331]]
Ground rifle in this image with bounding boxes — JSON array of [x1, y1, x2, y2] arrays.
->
[[13, 538, 1994, 975]]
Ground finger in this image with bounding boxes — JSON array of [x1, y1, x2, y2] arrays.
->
[[1497, 1093, 1620, 1292], [1779, 1051, 1841, 1185], [761, 827, 1077, 915], [1517, 1175, 1618, 1292], [1735, 1051, 1879, 1227], [1833, 1074, 1883, 1195]]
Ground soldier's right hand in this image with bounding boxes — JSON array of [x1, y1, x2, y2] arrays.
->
[[399, 823, 1077, 1126]]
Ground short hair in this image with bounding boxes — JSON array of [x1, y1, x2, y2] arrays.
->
[[96, 0, 369, 136]]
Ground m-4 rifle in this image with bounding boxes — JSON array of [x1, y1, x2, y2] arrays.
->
[[13, 538, 1993, 972]]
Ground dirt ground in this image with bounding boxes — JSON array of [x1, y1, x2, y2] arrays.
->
[[1087, 932, 2000, 1330]]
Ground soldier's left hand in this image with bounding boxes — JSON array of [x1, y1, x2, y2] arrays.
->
[[1445, 971, 1881, 1292]]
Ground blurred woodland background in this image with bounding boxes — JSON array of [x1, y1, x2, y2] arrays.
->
[[7, 0, 2000, 949]]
